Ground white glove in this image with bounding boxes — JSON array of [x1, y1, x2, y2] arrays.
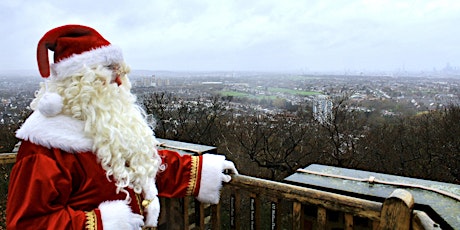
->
[[99, 200, 144, 230], [222, 160, 238, 182]]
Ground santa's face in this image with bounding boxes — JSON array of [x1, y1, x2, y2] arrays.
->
[[108, 64, 124, 86]]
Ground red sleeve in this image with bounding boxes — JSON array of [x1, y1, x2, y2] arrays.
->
[[6, 148, 93, 230], [155, 150, 202, 198]]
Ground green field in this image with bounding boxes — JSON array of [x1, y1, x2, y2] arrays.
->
[[267, 87, 322, 96], [219, 88, 321, 99], [219, 91, 250, 97]]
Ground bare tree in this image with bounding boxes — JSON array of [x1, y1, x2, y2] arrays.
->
[[314, 92, 370, 167], [141, 91, 460, 184], [359, 104, 460, 184], [142, 93, 231, 146], [223, 110, 316, 180], [439, 104, 460, 183]]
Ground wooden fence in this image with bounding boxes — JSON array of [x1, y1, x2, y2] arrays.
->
[[155, 174, 440, 230]]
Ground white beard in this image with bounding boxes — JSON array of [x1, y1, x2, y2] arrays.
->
[[32, 64, 161, 195]]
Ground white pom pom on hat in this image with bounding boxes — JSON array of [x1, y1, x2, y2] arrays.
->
[[37, 92, 63, 117]]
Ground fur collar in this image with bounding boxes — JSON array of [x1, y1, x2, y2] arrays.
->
[[16, 111, 93, 153]]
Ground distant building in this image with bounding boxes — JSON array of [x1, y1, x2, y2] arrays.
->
[[132, 75, 172, 87], [312, 95, 333, 124], [202, 82, 223, 85], [142, 75, 156, 87]]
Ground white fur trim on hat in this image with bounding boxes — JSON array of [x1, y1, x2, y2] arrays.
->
[[50, 45, 123, 79], [37, 92, 63, 117]]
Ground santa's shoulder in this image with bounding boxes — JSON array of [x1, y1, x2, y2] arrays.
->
[[16, 111, 93, 153]]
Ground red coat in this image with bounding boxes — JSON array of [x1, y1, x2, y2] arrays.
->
[[6, 140, 205, 229], [7, 111, 233, 229]]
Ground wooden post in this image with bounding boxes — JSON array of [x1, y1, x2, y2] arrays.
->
[[211, 203, 221, 230], [317, 207, 327, 230], [344, 213, 353, 230], [157, 198, 167, 227], [167, 198, 184, 229], [183, 196, 191, 229], [230, 189, 241, 230], [270, 198, 280, 230], [199, 202, 206, 228], [292, 202, 303, 230], [372, 220, 380, 230], [378, 189, 414, 230], [249, 193, 260, 230]]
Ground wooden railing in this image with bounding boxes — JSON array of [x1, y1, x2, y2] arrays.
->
[[0, 152, 16, 164], [0, 153, 443, 229], [156, 174, 441, 230]]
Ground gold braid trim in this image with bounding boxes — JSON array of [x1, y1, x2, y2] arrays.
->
[[136, 193, 144, 215], [186, 156, 199, 196], [84, 210, 97, 230]]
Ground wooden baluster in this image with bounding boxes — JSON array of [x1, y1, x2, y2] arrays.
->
[[183, 196, 190, 229], [157, 197, 166, 227], [292, 202, 302, 230], [317, 206, 327, 230], [199, 202, 205, 228], [270, 198, 280, 230], [211, 203, 221, 230], [344, 213, 353, 230], [235, 189, 241, 230], [230, 189, 241, 230], [165, 198, 184, 229], [372, 219, 380, 230], [249, 193, 260, 230], [378, 189, 414, 230]]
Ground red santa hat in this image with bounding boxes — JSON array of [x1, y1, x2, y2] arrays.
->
[[37, 24, 124, 79], [36, 24, 124, 116]]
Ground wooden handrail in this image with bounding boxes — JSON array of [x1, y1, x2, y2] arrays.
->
[[412, 211, 441, 230], [226, 174, 382, 220], [217, 174, 439, 230], [0, 153, 16, 164]]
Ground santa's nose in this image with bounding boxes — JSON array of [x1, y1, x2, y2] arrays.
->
[[115, 76, 122, 86]]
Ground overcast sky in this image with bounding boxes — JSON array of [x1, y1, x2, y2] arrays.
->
[[1, 0, 459, 74]]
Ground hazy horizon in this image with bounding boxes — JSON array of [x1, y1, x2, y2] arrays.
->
[[1, 1, 460, 74], [1, 68, 459, 80]]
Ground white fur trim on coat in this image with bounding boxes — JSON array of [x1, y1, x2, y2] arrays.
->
[[16, 111, 93, 153], [143, 177, 160, 227], [196, 154, 227, 204], [50, 45, 123, 80], [99, 200, 144, 229]]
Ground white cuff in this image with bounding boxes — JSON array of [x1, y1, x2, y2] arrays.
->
[[99, 200, 144, 230], [196, 154, 227, 204], [142, 178, 160, 227]]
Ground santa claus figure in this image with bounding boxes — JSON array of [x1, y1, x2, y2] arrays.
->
[[6, 24, 237, 229]]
